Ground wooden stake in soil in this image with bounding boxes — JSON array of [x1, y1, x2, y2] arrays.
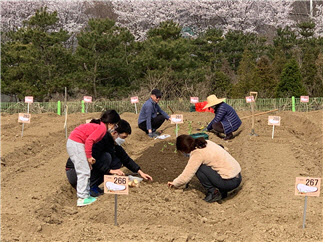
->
[[21, 96, 33, 137], [249, 92, 258, 136], [268, 116, 281, 139], [130, 96, 139, 114], [171, 114, 183, 138], [64, 87, 68, 139], [240, 109, 278, 120]]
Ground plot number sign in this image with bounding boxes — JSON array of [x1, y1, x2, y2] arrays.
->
[[104, 175, 129, 195], [268, 116, 280, 139], [300, 96, 309, 103], [245, 96, 255, 103], [25, 96, 33, 103], [295, 177, 321, 197], [268, 116, 281, 126], [190, 97, 199, 104], [83, 96, 92, 103], [295, 177, 321, 229], [171, 114, 184, 124], [131, 96, 139, 114], [130, 96, 139, 104], [104, 175, 129, 226], [18, 113, 31, 123]]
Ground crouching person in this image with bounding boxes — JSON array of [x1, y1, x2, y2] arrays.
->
[[66, 119, 153, 196], [167, 135, 242, 203]]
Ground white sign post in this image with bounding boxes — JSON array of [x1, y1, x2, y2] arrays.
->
[[83, 96, 92, 113], [268, 116, 281, 139], [21, 96, 33, 137], [171, 114, 184, 137], [295, 177, 321, 229], [248, 92, 258, 136], [104, 175, 129, 226], [300, 96, 310, 112], [130, 96, 139, 114]]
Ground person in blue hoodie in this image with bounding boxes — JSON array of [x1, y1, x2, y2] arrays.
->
[[203, 95, 242, 140], [138, 89, 171, 138]]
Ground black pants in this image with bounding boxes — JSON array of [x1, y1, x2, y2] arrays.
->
[[195, 164, 241, 198], [138, 114, 166, 134], [66, 152, 121, 189], [212, 121, 224, 133]]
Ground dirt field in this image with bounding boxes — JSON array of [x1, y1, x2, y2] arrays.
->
[[1, 109, 323, 242]]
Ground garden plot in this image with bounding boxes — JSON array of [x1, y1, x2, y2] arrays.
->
[[0, 110, 323, 242]]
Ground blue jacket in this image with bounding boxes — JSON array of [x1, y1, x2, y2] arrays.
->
[[207, 102, 241, 135], [138, 98, 169, 131]]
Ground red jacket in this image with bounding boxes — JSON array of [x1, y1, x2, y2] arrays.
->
[[69, 122, 107, 158]]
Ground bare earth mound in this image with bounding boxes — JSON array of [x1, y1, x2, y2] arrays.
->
[[1, 110, 323, 241]]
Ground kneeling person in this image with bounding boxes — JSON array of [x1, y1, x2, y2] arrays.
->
[[66, 119, 153, 196], [168, 135, 242, 203]]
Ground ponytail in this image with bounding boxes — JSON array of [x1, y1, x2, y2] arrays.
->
[[194, 137, 207, 149], [90, 119, 101, 124], [89, 110, 120, 125], [176, 134, 207, 153], [100, 109, 120, 124]]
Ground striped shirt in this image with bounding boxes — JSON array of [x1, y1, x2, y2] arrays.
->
[[207, 102, 241, 135]]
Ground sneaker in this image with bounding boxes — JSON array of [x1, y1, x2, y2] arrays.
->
[[105, 182, 126, 191], [204, 189, 222, 203], [153, 130, 162, 136], [77, 196, 97, 207], [90, 186, 104, 197]]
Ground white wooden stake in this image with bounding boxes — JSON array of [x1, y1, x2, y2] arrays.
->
[[134, 103, 137, 114], [21, 103, 30, 137], [272, 125, 275, 139]]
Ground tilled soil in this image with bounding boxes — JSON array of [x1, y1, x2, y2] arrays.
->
[[0, 109, 323, 242]]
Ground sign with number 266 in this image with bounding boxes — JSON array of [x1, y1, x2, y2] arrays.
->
[[104, 175, 128, 195]]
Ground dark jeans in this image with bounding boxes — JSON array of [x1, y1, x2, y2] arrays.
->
[[66, 152, 121, 189], [138, 114, 166, 134], [211, 121, 224, 133], [195, 164, 242, 198]]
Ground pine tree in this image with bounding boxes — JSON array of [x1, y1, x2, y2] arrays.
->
[[1, 7, 73, 101], [232, 49, 256, 98], [254, 56, 277, 98], [74, 18, 136, 98], [276, 59, 306, 97]]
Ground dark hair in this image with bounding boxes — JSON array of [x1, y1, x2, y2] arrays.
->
[[212, 103, 222, 111], [115, 119, 132, 135], [151, 88, 162, 98], [176, 135, 207, 153], [90, 109, 120, 124]]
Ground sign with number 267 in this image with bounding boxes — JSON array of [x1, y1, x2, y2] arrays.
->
[[295, 177, 321, 197]]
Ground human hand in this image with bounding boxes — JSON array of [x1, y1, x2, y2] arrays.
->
[[88, 157, 96, 164], [167, 182, 174, 188], [109, 169, 125, 176], [139, 171, 153, 181], [87, 157, 96, 169]]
